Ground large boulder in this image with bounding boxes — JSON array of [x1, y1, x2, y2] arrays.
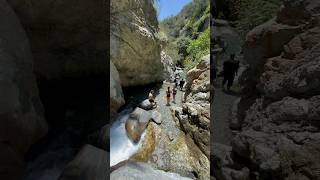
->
[[139, 99, 154, 111], [59, 144, 108, 180], [0, 0, 48, 178], [230, 96, 320, 179], [243, 19, 301, 78], [7, 0, 107, 79], [110, 162, 192, 180], [110, 61, 125, 120], [0, 0, 48, 154], [259, 28, 320, 100], [161, 51, 175, 81], [212, 143, 250, 180], [110, 0, 164, 86], [125, 108, 152, 143]]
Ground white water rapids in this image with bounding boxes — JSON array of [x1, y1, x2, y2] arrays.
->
[[110, 109, 146, 167]]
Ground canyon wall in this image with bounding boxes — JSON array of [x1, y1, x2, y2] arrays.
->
[[0, 0, 48, 179]]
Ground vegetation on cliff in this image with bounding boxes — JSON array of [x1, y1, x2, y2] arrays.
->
[[231, 0, 282, 42], [159, 0, 210, 71]]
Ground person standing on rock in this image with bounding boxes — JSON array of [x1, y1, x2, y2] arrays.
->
[[166, 87, 171, 106], [222, 54, 239, 91], [148, 90, 156, 108]]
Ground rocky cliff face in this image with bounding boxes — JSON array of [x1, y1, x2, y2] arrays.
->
[[214, 0, 320, 179], [0, 0, 48, 179], [172, 55, 211, 179], [161, 50, 175, 80], [7, 0, 107, 79], [110, 0, 164, 87], [110, 61, 125, 120]]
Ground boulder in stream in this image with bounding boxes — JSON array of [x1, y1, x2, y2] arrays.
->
[[125, 107, 153, 143], [139, 99, 155, 110]]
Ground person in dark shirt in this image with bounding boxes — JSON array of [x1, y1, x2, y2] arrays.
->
[[222, 54, 239, 91]]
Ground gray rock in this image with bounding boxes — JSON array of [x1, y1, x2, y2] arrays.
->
[[59, 145, 108, 180], [161, 51, 175, 81], [151, 110, 162, 124], [7, 0, 107, 79], [0, 0, 48, 154], [110, 162, 192, 180], [230, 98, 241, 130], [139, 99, 154, 111], [167, 131, 174, 141], [212, 143, 234, 168], [220, 167, 250, 180], [130, 107, 152, 126], [110, 0, 164, 86], [212, 144, 250, 180], [125, 107, 153, 143], [243, 18, 301, 81], [110, 61, 125, 121]]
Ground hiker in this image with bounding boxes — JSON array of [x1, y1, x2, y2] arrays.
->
[[148, 90, 156, 107], [175, 77, 179, 88], [179, 79, 185, 90], [166, 86, 171, 106], [222, 54, 240, 91], [172, 87, 177, 103]]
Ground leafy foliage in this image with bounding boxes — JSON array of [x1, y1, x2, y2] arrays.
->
[[231, 0, 282, 42], [159, 0, 210, 71], [160, 0, 210, 40], [184, 29, 210, 71]]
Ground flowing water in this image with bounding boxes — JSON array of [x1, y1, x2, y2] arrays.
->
[[110, 83, 161, 167], [110, 109, 146, 167]]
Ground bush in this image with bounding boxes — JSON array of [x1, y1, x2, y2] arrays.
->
[[184, 28, 210, 71], [177, 37, 191, 60], [231, 0, 282, 42]]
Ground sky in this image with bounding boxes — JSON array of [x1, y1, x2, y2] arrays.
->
[[158, 0, 192, 21]]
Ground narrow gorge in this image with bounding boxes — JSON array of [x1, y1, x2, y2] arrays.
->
[[110, 0, 211, 179], [212, 0, 320, 179]]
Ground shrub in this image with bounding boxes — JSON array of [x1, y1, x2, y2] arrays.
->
[[231, 0, 282, 42], [184, 28, 210, 71]]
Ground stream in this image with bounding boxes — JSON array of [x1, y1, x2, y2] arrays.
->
[[110, 109, 146, 167], [109, 83, 161, 167]]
